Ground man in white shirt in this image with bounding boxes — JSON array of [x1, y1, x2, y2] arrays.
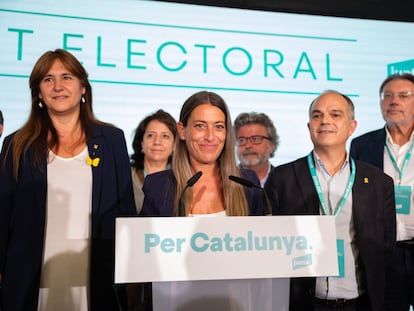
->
[[350, 73, 414, 311], [266, 90, 396, 310]]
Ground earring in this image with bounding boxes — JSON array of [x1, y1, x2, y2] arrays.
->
[[39, 101, 43, 108], [81, 96, 85, 104]]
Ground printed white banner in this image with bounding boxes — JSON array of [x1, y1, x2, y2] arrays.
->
[[2, 1, 414, 166], [115, 215, 338, 283]]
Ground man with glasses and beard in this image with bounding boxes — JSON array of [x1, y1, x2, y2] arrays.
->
[[234, 112, 279, 187]]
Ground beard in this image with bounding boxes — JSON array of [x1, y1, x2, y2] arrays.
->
[[239, 151, 267, 167]]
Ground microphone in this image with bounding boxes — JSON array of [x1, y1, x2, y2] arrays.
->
[[229, 175, 272, 216], [178, 171, 203, 216]]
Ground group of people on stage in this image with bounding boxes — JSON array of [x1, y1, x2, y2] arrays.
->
[[0, 48, 413, 311]]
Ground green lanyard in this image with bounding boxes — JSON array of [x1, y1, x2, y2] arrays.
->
[[307, 152, 356, 217], [385, 142, 414, 184]]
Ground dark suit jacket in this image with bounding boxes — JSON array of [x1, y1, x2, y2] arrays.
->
[[350, 127, 386, 169], [140, 169, 265, 216], [0, 124, 136, 311], [264, 155, 396, 311]]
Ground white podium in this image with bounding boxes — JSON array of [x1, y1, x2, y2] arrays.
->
[[115, 216, 338, 311], [151, 278, 289, 311]]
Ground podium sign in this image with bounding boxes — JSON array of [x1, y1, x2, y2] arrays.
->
[[115, 215, 338, 283]]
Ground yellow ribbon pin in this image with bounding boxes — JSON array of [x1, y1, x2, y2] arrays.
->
[[86, 156, 100, 167]]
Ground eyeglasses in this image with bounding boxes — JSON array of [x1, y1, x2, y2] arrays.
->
[[236, 135, 271, 146], [380, 91, 413, 101]]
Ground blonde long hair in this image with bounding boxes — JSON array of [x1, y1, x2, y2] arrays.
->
[[172, 91, 248, 216]]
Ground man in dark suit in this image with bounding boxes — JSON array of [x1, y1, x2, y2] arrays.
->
[[265, 90, 396, 311], [234, 112, 279, 188], [350, 73, 414, 311]]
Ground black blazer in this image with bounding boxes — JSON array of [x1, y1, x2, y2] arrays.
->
[[140, 169, 265, 216], [265, 156, 396, 311], [350, 127, 386, 169], [0, 124, 136, 311]]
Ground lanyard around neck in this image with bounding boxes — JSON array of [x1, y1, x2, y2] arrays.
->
[[307, 152, 356, 217], [385, 142, 414, 183]]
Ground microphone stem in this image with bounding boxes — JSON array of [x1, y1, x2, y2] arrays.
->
[[178, 186, 188, 217]]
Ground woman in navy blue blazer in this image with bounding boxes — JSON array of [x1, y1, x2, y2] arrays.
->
[[138, 90, 265, 311], [0, 49, 136, 310], [141, 90, 265, 217]]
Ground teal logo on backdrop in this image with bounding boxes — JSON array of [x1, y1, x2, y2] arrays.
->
[[387, 59, 414, 75], [292, 253, 313, 270]]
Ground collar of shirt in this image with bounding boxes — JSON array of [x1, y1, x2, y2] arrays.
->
[[385, 126, 414, 149], [260, 162, 272, 188], [385, 126, 414, 171], [313, 150, 350, 177]]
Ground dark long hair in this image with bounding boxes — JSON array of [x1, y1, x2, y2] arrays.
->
[[130, 109, 177, 170], [6, 49, 107, 178]]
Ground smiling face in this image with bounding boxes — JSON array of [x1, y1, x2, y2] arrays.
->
[[38, 59, 85, 117], [178, 103, 226, 167], [380, 78, 414, 128], [308, 92, 357, 152], [141, 119, 175, 164]]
